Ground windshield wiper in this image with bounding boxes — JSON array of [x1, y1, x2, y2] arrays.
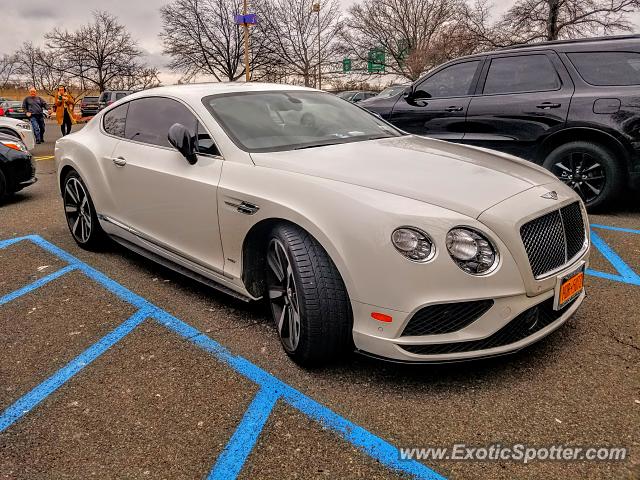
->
[[293, 142, 341, 150]]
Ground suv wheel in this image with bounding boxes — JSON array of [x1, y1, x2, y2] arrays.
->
[[63, 171, 106, 249], [543, 141, 623, 211], [265, 223, 352, 367]]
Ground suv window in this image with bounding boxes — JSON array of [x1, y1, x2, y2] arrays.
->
[[123, 97, 219, 155], [103, 103, 129, 137], [115, 92, 128, 101], [568, 51, 640, 86], [483, 55, 560, 95], [417, 61, 480, 98], [99, 92, 109, 103]]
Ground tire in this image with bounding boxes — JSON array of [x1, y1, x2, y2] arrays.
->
[[63, 170, 106, 250], [265, 223, 352, 367], [0, 168, 6, 199], [543, 141, 624, 211]]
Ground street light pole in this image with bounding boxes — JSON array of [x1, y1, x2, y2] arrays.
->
[[244, 0, 250, 82], [312, 2, 321, 90]]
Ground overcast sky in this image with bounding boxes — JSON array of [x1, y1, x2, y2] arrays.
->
[[2, 0, 638, 84]]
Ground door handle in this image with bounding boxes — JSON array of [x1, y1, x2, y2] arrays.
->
[[445, 106, 464, 112], [112, 156, 127, 167], [536, 102, 561, 109]]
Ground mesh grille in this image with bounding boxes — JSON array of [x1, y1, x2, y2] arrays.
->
[[561, 202, 586, 260], [402, 300, 494, 336], [520, 202, 586, 278], [399, 296, 576, 356]]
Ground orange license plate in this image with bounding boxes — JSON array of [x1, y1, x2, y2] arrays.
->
[[558, 271, 584, 307]]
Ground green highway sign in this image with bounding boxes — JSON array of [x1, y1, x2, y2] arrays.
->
[[367, 48, 385, 73], [342, 58, 352, 73]]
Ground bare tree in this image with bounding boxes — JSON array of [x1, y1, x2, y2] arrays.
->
[[260, 0, 343, 87], [44, 11, 149, 92], [15, 43, 70, 97], [340, 0, 474, 81], [160, 0, 272, 82], [0, 54, 20, 90], [499, 0, 640, 43]]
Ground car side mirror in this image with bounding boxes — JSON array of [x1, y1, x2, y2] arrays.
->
[[168, 123, 197, 165], [405, 88, 431, 107]]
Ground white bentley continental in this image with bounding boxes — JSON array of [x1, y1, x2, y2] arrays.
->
[[55, 84, 590, 366]]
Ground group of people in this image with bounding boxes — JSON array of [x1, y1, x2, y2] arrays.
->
[[21, 86, 77, 144]]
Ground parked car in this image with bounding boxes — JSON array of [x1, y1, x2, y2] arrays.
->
[[80, 96, 100, 117], [360, 84, 409, 105], [0, 132, 36, 199], [0, 116, 36, 150], [0, 101, 28, 120], [55, 83, 589, 366], [336, 90, 378, 103], [361, 35, 640, 210], [98, 90, 133, 111]]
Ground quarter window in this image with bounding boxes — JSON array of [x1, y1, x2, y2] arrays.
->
[[416, 61, 480, 98], [483, 55, 560, 95], [568, 51, 640, 86], [103, 103, 128, 138]]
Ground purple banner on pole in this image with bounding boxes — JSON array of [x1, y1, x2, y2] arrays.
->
[[234, 14, 258, 25]]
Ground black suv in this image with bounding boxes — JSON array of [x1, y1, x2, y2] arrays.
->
[[362, 35, 640, 209]]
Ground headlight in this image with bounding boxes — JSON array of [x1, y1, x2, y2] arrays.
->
[[446, 227, 498, 275], [0, 140, 28, 152], [16, 123, 31, 130], [391, 227, 435, 262]]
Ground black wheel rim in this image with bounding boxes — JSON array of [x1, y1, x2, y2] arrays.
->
[[266, 238, 301, 352], [64, 177, 92, 243], [551, 152, 606, 204]]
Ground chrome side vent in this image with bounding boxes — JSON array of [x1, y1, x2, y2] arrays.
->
[[225, 200, 260, 215]]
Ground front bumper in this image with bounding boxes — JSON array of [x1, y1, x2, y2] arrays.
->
[[352, 286, 585, 363]]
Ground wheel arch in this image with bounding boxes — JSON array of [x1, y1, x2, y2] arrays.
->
[[240, 217, 353, 301], [59, 165, 76, 195], [0, 127, 19, 139], [539, 127, 631, 171]]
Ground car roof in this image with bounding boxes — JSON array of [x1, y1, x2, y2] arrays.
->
[[447, 34, 640, 63], [124, 82, 316, 103]]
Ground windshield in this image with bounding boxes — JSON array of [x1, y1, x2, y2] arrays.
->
[[376, 85, 407, 99], [203, 91, 404, 153], [336, 91, 355, 100]]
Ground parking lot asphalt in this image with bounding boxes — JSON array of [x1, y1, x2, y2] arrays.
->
[[0, 121, 639, 479]]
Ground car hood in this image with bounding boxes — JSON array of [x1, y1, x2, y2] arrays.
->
[[250, 135, 557, 219]]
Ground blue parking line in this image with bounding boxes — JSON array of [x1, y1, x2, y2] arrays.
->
[[587, 230, 640, 286], [208, 387, 280, 480], [0, 308, 150, 433], [0, 235, 442, 480], [591, 224, 640, 235], [0, 265, 77, 307]]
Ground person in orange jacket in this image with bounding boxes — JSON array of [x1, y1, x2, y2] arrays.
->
[[54, 85, 76, 136]]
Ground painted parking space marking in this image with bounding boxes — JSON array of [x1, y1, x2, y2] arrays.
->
[[587, 225, 640, 286], [0, 235, 443, 480], [33, 155, 54, 161]]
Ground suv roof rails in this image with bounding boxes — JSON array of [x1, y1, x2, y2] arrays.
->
[[500, 34, 640, 50]]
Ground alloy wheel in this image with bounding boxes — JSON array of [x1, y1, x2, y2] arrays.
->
[[64, 177, 93, 244], [266, 238, 301, 352], [551, 152, 606, 204]]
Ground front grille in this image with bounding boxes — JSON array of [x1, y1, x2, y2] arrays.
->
[[520, 202, 586, 278], [399, 296, 577, 356], [402, 300, 494, 336]]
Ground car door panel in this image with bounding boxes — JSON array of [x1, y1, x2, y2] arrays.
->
[[463, 52, 574, 160], [389, 59, 483, 140]]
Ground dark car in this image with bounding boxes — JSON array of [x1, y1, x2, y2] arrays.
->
[[0, 132, 36, 199], [362, 35, 640, 210], [359, 84, 409, 107], [98, 90, 133, 111], [0, 101, 28, 120], [80, 95, 100, 117], [336, 90, 378, 103]]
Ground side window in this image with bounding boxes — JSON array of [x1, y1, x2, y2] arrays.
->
[[103, 103, 129, 138], [115, 92, 128, 101], [483, 55, 560, 95], [568, 51, 640, 86], [99, 92, 109, 103], [124, 97, 220, 155], [416, 61, 480, 98]]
